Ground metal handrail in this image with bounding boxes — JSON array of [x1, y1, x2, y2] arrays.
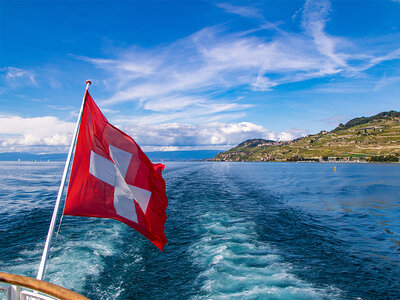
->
[[0, 272, 89, 300]]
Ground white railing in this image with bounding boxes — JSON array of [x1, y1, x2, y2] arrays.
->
[[0, 284, 58, 300], [0, 286, 9, 300], [0, 272, 88, 300], [21, 290, 58, 300]]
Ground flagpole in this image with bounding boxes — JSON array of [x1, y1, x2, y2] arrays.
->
[[37, 80, 91, 281]]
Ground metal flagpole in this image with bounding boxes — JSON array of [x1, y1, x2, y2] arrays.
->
[[37, 80, 91, 280]]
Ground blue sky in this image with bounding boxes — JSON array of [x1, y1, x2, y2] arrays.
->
[[1, 0, 400, 153]]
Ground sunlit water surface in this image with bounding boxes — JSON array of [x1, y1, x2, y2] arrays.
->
[[1, 161, 399, 299]]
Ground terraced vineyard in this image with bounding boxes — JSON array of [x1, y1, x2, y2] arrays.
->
[[212, 111, 400, 162]]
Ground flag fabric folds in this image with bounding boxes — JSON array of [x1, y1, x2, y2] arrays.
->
[[64, 92, 168, 250]]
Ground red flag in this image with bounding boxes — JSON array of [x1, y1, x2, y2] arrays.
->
[[64, 92, 168, 250]]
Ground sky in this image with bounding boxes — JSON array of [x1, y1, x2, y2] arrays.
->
[[1, 0, 400, 153]]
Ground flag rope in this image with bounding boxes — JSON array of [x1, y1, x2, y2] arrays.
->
[[36, 80, 91, 281]]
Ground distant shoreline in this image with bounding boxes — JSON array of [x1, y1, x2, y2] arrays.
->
[[0, 160, 399, 164], [207, 159, 400, 164]]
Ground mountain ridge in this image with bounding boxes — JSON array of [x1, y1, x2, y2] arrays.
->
[[211, 111, 400, 162]]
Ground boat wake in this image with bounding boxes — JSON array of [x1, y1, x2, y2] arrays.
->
[[190, 212, 340, 299]]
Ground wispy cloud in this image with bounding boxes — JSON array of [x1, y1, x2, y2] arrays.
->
[[216, 2, 283, 32], [1, 67, 37, 87], [101, 108, 120, 114], [47, 104, 75, 111], [114, 100, 252, 125], [80, 0, 400, 118], [321, 114, 348, 126], [3, 0, 399, 152], [302, 0, 348, 72], [78, 55, 159, 88], [374, 74, 400, 91], [308, 81, 373, 94], [217, 3, 264, 20]]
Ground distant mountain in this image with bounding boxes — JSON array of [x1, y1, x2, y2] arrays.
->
[[236, 139, 283, 148], [332, 110, 400, 132], [211, 111, 400, 162], [0, 150, 222, 162], [0, 152, 67, 161], [146, 150, 222, 161]]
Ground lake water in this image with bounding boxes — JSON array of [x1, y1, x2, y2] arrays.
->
[[0, 161, 399, 299]]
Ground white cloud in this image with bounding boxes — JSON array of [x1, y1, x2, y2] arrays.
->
[[83, 57, 157, 75], [101, 108, 120, 114], [122, 122, 301, 148], [78, 56, 159, 89], [80, 1, 400, 114], [0, 116, 73, 136], [4, 1, 399, 153], [43, 134, 70, 146], [0, 114, 307, 152], [142, 95, 205, 112], [0, 116, 74, 152], [374, 74, 400, 91], [2, 67, 37, 87], [47, 104, 75, 111], [278, 129, 309, 141], [251, 72, 278, 91], [141, 145, 232, 152], [217, 3, 263, 20], [321, 115, 347, 126], [302, 0, 347, 69]]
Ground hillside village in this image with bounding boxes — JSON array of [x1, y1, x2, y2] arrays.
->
[[212, 111, 400, 162]]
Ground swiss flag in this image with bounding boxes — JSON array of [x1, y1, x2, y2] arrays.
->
[[64, 92, 168, 250]]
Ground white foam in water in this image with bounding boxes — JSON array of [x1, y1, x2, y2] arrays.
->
[[1, 219, 124, 298], [190, 212, 339, 299], [0, 162, 139, 299], [47, 221, 124, 292]]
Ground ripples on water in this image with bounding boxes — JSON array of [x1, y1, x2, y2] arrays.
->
[[0, 161, 399, 299]]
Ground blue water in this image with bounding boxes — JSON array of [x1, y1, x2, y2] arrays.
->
[[0, 162, 399, 299]]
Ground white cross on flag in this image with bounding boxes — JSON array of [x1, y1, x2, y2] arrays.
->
[[64, 92, 168, 250]]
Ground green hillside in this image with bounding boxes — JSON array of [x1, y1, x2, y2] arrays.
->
[[212, 111, 400, 162]]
